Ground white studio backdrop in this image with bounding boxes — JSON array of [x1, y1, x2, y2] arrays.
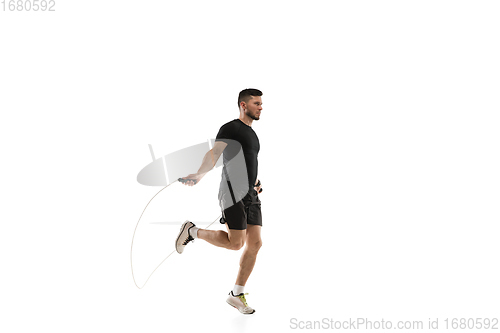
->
[[1, 1, 499, 332]]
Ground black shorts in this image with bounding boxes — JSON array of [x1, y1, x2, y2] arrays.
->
[[220, 190, 262, 230]]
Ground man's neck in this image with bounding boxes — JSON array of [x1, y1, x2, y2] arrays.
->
[[239, 114, 253, 127]]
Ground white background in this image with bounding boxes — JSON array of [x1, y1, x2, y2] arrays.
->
[[1, 1, 499, 332]]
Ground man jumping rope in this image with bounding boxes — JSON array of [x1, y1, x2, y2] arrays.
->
[[176, 88, 264, 315]]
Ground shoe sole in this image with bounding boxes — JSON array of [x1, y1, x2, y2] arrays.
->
[[175, 221, 192, 254]]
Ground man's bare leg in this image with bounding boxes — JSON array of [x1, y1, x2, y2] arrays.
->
[[198, 228, 246, 250], [235, 225, 262, 286]]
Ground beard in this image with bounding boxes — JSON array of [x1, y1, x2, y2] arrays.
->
[[247, 110, 260, 120]]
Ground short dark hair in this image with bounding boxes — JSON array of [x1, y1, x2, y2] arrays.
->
[[238, 88, 263, 109]]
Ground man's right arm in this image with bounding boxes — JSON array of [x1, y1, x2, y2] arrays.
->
[[180, 141, 227, 186]]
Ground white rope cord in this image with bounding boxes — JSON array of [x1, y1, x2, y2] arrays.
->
[[130, 180, 221, 289]]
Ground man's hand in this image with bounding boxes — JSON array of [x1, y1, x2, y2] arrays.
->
[[180, 173, 204, 186], [254, 179, 262, 193]]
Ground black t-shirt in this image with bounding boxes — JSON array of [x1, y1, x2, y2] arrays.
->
[[216, 119, 260, 190]]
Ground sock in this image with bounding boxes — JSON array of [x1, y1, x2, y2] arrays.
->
[[189, 226, 199, 239], [232, 284, 245, 296]]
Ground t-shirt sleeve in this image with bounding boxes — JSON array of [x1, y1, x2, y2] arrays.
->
[[215, 121, 242, 163], [215, 121, 237, 142]]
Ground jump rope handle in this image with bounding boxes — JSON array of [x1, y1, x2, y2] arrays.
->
[[255, 180, 263, 193], [178, 178, 198, 184]]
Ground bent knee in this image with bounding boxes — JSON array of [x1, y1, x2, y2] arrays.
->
[[228, 240, 245, 251]]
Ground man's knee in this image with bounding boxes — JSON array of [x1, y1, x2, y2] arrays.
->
[[227, 228, 246, 250], [247, 239, 262, 252], [228, 240, 245, 251]]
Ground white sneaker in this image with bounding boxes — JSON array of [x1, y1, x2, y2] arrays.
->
[[175, 221, 195, 254], [226, 291, 255, 314]]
